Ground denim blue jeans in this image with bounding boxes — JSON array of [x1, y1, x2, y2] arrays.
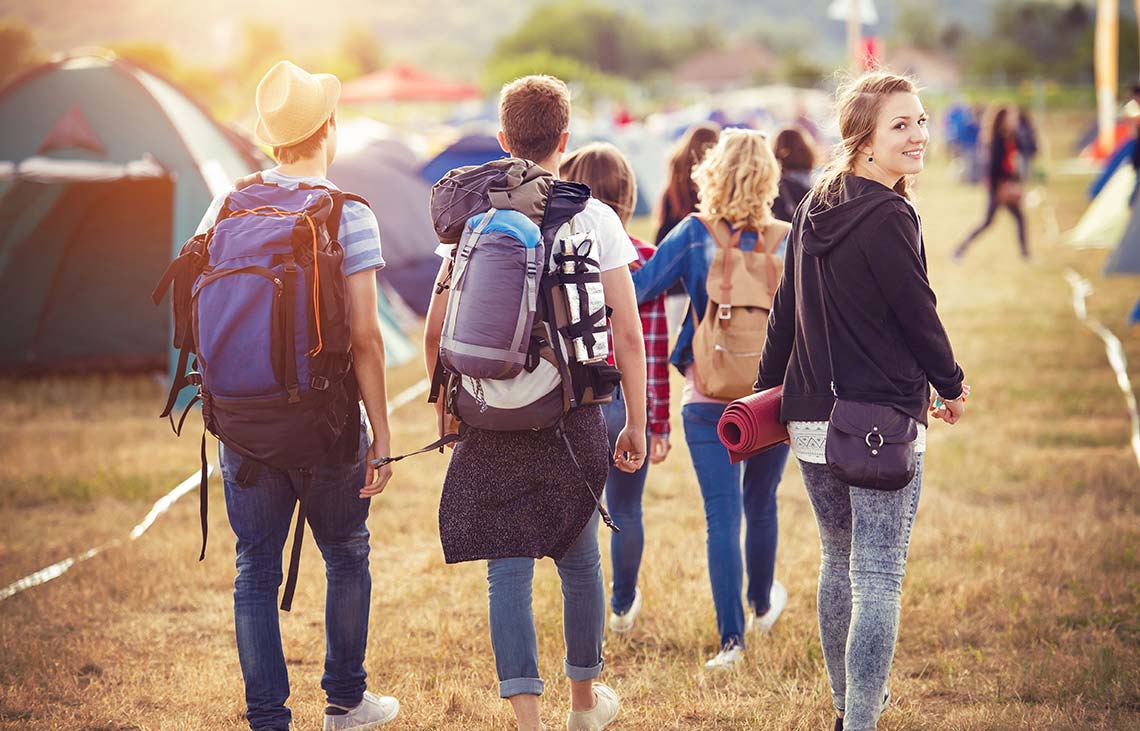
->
[[800, 457, 924, 731], [601, 397, 650, 615], [681, 402, 790, 647], [220, 428, 371, 731], [486, 511, 605, 698]]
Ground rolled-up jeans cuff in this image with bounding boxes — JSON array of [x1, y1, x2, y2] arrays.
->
[[499, 677, 544, 698], [564, 658, 604, 681]]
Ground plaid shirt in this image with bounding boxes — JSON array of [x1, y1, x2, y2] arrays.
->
[[609, 238, 671, 436]]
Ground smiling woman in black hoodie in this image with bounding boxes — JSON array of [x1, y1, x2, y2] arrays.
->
[[757, 72, 968, 731]]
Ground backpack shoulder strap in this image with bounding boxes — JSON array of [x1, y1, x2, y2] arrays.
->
[[695, 215, 742, 249], [322, 190, 371, 244]]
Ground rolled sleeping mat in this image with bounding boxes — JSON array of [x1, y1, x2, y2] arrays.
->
[[716, 386, 788, 464]]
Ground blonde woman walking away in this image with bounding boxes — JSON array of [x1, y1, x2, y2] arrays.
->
[[632, 129, 792, 669]]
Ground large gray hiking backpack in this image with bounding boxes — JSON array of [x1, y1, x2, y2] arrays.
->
[[429, 159, 620, 431], [426, 159, 623, 528]]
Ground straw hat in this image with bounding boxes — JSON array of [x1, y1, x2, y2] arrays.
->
[[254, 61, 341, 147]]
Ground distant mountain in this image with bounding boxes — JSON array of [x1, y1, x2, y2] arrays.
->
[[0, 0, 1096, 75]]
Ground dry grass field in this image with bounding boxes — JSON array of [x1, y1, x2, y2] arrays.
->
[[1, 114, 1138, 730]]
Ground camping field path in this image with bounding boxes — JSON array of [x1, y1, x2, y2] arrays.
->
[[2, 135, 1139, 730]]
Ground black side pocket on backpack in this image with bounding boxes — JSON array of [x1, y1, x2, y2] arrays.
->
[[586, 363, 622, 403], [270, 277, 286, 389], [315, 242, 350, 356]]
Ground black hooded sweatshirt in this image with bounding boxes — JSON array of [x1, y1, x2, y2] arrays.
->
[[756, 174, 964, 427]]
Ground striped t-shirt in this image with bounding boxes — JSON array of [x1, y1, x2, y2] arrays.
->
[[194, 168, 385, 277]]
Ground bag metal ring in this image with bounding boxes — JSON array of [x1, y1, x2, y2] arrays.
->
[[865, 432, 885, 449]]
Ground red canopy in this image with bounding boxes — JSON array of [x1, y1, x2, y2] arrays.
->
[[340, 64, 481, 104]]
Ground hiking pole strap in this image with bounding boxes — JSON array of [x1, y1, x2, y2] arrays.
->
[[427, 359, 448, 404], [160, 344, 194, 425], [280, 469, 311, 612], [557, 423, 620, 533], [372, 430, 464, 467], [198, 430, 209, 561], [173, 393, 201, 438]]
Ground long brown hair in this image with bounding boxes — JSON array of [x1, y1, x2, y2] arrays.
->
[[774, 127, 815, 172], [980, 103, 1015, 149], [659, 122, 721, 222], [809, 71, 920, 206], [560, 142, 638, 226]]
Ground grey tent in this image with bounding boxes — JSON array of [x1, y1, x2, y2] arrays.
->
[[328, 137, 439, 315]]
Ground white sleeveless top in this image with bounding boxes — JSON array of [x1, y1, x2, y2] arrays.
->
[[788, 420, 926, 464]]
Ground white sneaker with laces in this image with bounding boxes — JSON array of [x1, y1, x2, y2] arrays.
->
[[748, 579, 787, 634], [566, 682, 620, 731], [703, 641, 745, 670], [323, 691, 400, 731], [607, 587, 642, 634]]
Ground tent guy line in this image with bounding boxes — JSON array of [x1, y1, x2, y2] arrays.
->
[[1064, 269, 1140, 471], [0, 377, 432, 604]]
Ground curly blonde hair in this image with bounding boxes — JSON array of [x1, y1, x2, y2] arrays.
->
[[693, 129, 779, 231]]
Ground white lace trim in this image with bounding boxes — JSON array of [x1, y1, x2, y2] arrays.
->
[[788, 420, 926, 464]]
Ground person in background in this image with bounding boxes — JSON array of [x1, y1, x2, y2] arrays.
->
[[757, 71, 968, 731], [631, 129, 792, 670], [560, 142, 672, 636], [654, 122, 721, 244], [1014, 105, 1039, 182], [953, 103, 1030, 260], [772, 127, 816, 222]]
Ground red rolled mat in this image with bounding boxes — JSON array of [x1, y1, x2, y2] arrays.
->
[[717, 386, 788, 464]]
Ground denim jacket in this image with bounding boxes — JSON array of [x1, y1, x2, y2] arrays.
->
[[631, 214, 787, 374]]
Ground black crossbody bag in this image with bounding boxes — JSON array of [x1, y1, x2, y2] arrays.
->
[[815, 255, 918, 491]]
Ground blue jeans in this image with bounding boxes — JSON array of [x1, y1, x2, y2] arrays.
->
[[220, 428, 371, 731], [800, 457, 924, 731], [601, 397, 650, 615], [681, 402, 790, 647], [486, 511, 605, 698]]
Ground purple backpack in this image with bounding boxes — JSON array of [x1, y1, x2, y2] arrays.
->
[[153, 173, 367, 611]]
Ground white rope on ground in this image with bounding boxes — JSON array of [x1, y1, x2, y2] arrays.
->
[[1064, 269, 1140, 470], [0, 377, 432, 603], [0, 545, 114, 601]]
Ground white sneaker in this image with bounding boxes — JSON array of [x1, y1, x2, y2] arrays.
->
[[703, 641, 745, 670], [607, 588, 642, 634], [748, 579, 787, 634], [566, 682, 620, 731], [323, 691, 400, 731]]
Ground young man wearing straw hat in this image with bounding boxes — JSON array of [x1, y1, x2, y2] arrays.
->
[[196, 60, 398, 731]]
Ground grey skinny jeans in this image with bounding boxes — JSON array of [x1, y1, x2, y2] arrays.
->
[[799, 456, 923, 731]]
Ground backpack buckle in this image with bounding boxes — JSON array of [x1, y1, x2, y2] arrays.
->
[[187, 372, 203, 386], [718, 304, 732, 320], [310, 375, 330, 391]]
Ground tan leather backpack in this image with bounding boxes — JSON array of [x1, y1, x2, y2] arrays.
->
[[691, 216, 784, 400]]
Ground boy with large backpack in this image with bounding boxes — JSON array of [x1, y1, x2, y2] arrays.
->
[[423, 75, 647, 731], [157, 61, 398, 731]]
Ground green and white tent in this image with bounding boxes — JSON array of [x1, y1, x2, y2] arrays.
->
[[0, 52, 416, 374]]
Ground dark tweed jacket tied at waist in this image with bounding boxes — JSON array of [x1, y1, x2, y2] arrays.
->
[[438, 404, 609, 564]]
